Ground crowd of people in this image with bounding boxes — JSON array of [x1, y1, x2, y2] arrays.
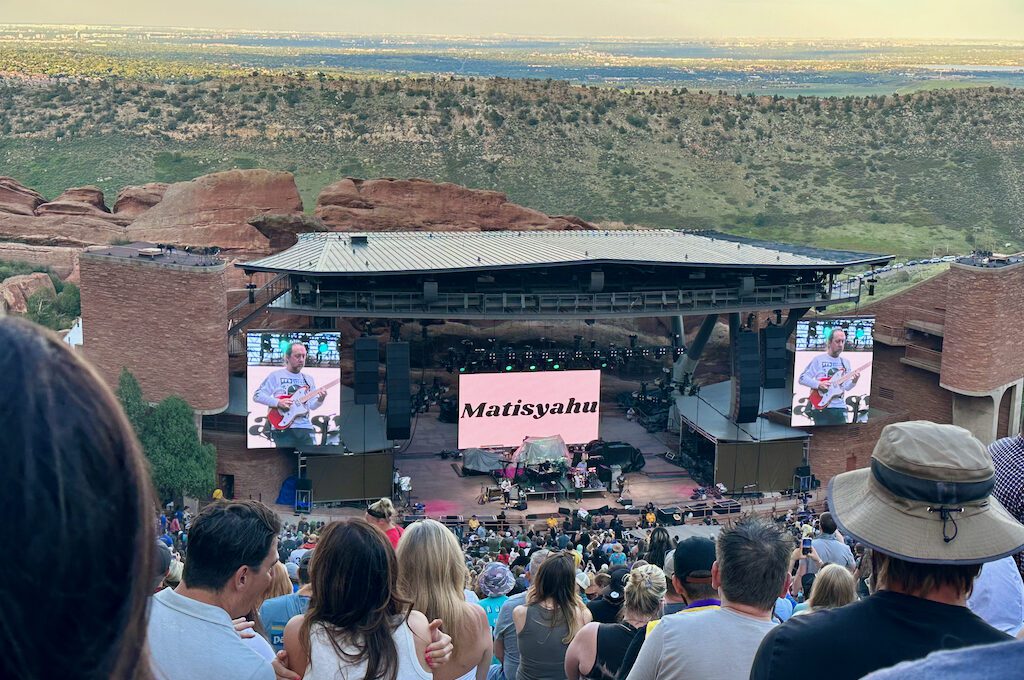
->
[[7, 312, 1024, 680]]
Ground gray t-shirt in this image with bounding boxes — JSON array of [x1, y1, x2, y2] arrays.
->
[[806, 533, 855, 575], [798, 354, 853, 409], [253, 368, 325, 430], [625, 607, 777, 680], [148, 587, 274, 680], [494, 591, 528, 680]]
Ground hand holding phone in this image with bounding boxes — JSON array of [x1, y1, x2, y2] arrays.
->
[[801, 537, 812, 555]]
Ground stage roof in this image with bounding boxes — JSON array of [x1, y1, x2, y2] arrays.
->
[[239, 229, 891, 276], [673, 380, 808, 444]]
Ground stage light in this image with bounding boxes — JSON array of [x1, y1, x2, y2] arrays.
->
[[459, 367, 467, 373], [553, 363, 561, 370], [600, 361, 608, 368], [855, 327, 866, 340], [505, 364, 514, 371], [318, 342, 329, 354], [278, 339, 290, 353], [529, 364, 537, 371]]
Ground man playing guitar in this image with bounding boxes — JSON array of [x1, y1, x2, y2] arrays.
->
[[253, 341, 329, 447], [797, 328, 860, 425]]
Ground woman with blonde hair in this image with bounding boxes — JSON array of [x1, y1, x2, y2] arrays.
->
[[397, 519, 493, 680], [514, 552, 593, 680], [793, 564, 857, 615], [366, 497, 405, 548], [564, 564, 666, 680]]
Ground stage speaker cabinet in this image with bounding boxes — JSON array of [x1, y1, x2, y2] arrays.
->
[[385, 342, 412, 440], [353, 337, 380, 405], [731, 330, 762, 423], [761, 325, 789, 390], [657, 507, 682, 525]]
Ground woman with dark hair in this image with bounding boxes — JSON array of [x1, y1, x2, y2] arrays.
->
[[283, 519, 436, 680], [514, 552, 592, 680], [0, 317, 155, 680], [643, 527, 673, 570]]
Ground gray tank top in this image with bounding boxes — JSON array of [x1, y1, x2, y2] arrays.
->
[[517, 603, 571, 680]]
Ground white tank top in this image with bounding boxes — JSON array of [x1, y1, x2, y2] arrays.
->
[[304, 619, 433, 680]]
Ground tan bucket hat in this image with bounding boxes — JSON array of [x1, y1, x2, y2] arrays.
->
[[828, 420, 1024, 565]]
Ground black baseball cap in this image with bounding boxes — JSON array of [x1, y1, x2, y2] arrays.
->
[[605, 567, 629, 603], [672, 537, 716, 584]]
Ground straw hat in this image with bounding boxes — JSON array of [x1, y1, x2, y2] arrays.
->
[[828, 421, 1024, 565]]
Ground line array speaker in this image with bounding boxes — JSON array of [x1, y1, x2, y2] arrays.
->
[[731, 330, 762, 423], [385, 342, 411, 440], [761, 325, 790, 389], [353, 337, 380, 405]]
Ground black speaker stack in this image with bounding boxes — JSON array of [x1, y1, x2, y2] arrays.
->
[[732, 330, 762, 423], [385, 342, 412, 440], [353, 337, 380, 405], [761, 325, 790, 389]]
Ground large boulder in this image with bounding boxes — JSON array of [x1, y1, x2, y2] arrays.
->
[[0, 212, 127, 247], [35, 186, 133, 226], [0, 242, 81, 280], [0, 272, 56, 315], [113, 182, 169, 218], [247, 213, 328, 252], [126, 170, 304, 252], [0, 177, 46, 216], [315, 178, 595, 232]]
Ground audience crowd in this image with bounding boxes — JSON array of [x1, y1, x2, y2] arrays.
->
[[6, 316, 1024, 680]]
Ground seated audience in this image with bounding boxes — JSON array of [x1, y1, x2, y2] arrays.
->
[[751, 421, 1024, 680], [148, 500, 281, 680], [625, 517, 791, 680], [514, 552, 592, 679], [587, 568, 629, 623], [1, 317, 155, 680], [397, 519, 492, 680], [565, 564, 666, 680], [791, 564, 856, 616]]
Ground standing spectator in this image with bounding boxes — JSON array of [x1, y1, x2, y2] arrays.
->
[[366, 497, 404, 549], [282, 520, 451, 680], [1, 318, 156, 680], [791, 511, 855, 597], [587, 568, 629, 624], [514, 552, 593, 680], [609, 544, 627, 568], [148, 500, 282, 680], [625, 517, 791, 680], [661, 537, 720, 616], [261, 552, 314, 651], [493, 549, 551, 680], [643, 528, 673, 570], [791, 564, 857, 616], [967, 555, 1024, 636], [565, 564, 666, 680], [397, 520, 493, 680], [751, 421, 1024, 680], [990, 429, 1024, 579]]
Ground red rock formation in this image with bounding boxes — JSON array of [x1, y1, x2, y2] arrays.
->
[[0, 272, 56, 315], [0, 177, 46, 216], [35, 186, 133, 226], [0, 212, 126, 247], [315, 178, 595, 232], [126, 170, 304, 252], [0, 242, 81, 280], [113, 183, 169, 218]]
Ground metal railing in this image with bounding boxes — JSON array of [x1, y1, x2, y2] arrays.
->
[[268, 280, 858, 319], [227, 273, 291, 336]]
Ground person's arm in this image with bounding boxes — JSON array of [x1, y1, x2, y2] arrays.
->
[[305, 374, 327, 410], [839, 359, 858, 392], [494, 633, 506, 663], [513, 605, 527, 635], [406, 610, 438, 674], [565, 622, 598, 680], [624, 617, 664, 680], [254, 373, 287, 409], [475, 606, 493, 680], [797, 355, 826, 391], [282, 615, 309, 679]]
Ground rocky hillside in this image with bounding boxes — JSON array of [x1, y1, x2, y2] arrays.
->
[[1, 75, 1023, 257]]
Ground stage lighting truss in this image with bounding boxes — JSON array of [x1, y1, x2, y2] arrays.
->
[[444, 342, 681, 374]]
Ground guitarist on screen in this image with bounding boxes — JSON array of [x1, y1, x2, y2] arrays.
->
[[798, 328, 859, 425], [253, 341, 327, 447]]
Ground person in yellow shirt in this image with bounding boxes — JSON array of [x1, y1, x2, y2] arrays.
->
[[546, 516, 559, 531]]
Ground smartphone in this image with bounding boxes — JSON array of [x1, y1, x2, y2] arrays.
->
[[801, 538, 812, 555]]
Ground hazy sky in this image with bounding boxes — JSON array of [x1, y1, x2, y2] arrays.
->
[[6, 1, 1024, 40]]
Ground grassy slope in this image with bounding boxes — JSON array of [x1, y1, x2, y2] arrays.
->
[[1, 75, 1023, 258]]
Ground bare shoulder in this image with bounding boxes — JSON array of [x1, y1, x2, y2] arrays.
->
[[407, 608, 430, 638]]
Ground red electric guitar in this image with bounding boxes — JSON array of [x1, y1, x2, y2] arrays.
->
[[267, 378, 341, 430], [808, 361, 871, 410]]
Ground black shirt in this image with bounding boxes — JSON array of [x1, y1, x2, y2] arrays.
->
[[591, 622, 639, 680], [750, 590, 1011, 680], [587, 597, 623, 624]]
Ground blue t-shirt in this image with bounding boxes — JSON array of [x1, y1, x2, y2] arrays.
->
[[481, 595, 508, 631], [259, 592, 310, 651], [609, 552, 627, 567]]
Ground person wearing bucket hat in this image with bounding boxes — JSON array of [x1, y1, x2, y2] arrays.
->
[[492, 549, 551, 680], [751, 421, 1024, 680], [480, 562, 516, 630]]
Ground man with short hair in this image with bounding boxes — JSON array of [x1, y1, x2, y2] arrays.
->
[[791, 510, 855, 597], [750, 421, 1024, 680], [797, 327, 858, 425], [260, 552, 313, 651], [148, 500, 281, 680], [253, 341, 327, 447], [625, 518, 791, 680], [491, 549, 551, 680]]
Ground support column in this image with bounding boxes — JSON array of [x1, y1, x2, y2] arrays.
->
[[673, 314, 719, 388], [1010, 380, 1024, 436]]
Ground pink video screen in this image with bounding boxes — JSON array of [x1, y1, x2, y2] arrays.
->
[[790, 317, 874, 427], [458, 370, 601, 449]]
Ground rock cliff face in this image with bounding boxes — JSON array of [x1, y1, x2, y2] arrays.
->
[[35, 186, 133, 226], [126, 170, 304, 252], [0, 272, 56, 314], [315, 178, 594, 232], [113, 183, 169, 218], [0, 177, 46, 216]]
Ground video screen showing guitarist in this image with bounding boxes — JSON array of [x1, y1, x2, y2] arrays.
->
[[253, 341, 327, 447], [797, 328, 858, 425]]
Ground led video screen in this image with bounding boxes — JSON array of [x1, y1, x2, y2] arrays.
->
[[791, 317, 874, 426], [246, 331, 343, 449], [458, 370, 601, 449]]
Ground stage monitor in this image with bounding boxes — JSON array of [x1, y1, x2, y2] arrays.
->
[[791, 317, 874, 427], [246, 330, 343, 449], [458, 370, 601, 449]]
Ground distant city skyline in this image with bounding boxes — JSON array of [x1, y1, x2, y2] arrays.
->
[[6, 1, 1024, 41]]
